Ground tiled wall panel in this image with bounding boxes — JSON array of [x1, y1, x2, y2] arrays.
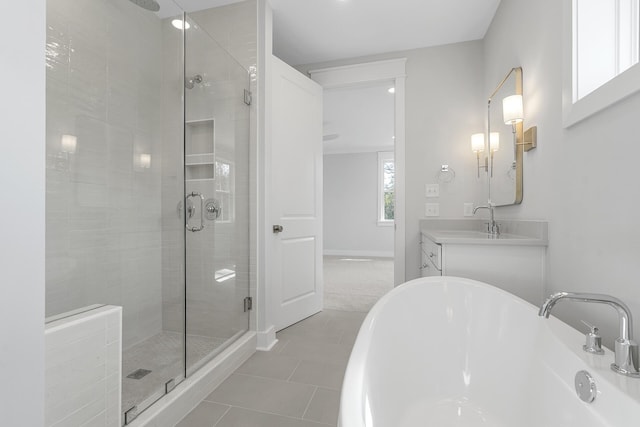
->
[[45, 306, 122, 427], [46, 0, 168, 350]]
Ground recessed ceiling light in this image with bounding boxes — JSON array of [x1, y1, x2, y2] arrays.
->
[[388, 87, 395, 94], [171, 19, 190, 30]]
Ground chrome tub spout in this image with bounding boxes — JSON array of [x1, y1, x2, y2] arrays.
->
[[539, 292, 640, 378]]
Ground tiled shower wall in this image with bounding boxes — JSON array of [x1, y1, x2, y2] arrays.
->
[[45, 0, 170, 349]]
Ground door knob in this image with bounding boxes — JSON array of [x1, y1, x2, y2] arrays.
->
[[273, 225, 284, 233]]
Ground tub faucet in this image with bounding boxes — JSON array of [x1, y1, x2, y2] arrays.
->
[[473, 204, 500, 236], [539, 292, 640, 378]]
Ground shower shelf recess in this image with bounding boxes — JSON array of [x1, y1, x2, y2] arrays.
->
[[186, 118, 214, 181]]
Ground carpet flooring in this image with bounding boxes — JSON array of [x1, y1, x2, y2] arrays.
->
[[323, 256, 394, 312]]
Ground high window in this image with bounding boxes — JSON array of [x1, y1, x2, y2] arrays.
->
[[574, 0, 639, 101]]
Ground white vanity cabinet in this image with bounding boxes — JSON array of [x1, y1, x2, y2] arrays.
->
[[420, 220, 548, 305], [420, 236, 442, 277]]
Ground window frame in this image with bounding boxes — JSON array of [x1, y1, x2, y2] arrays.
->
[[377, 151, 394, 227], [563, 0, 640, 127]]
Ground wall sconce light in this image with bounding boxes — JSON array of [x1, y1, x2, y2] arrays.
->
[[503, 94, 537, 152], [503, 95, 523, 125], [471, 133, 488, 178]]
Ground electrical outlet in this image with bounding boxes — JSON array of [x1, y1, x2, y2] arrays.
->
[[425, 184, 439, 198], [464, 203, 474, 217], [425, 203, 440, 217]]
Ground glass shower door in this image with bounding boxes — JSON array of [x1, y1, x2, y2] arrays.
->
[[183, 14, 251, 373]]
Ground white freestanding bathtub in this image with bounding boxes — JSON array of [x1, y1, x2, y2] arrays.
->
[[339, 276, 640, 427]]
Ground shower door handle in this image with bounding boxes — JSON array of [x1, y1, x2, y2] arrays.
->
[[186, 192, 205, 232]]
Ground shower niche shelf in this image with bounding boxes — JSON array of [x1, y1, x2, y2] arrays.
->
[[185, 118, 214, 181]]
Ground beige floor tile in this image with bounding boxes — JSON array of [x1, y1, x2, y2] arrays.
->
[[303, 388, 340, 426], [235, 351, 300, 380], [280, 339, 352, 366], [277, 323, 344, 344], [289, 359, 345, 390], [205, 374, 315, 418], [269, 337, 290, 354], [215, 407, 327, 427], [339, 329, 360, 346], [175, 401, 229, 427]]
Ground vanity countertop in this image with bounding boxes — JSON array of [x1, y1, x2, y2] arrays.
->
[[420, 219, 548, 246]]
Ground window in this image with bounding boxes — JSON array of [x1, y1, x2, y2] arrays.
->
[[378, 152, 394, 226], [565, 0, 640, 126], [574, 0, 639, 101]]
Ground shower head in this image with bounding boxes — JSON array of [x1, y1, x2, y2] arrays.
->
[[185, 74, 203, 90], [128, 0, 160, 12]]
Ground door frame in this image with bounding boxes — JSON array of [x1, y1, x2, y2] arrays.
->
[[309, 58, 407, 286]]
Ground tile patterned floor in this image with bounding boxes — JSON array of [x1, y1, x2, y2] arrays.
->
[[175, 309, 367, 427], [123, 332, 227, 413]]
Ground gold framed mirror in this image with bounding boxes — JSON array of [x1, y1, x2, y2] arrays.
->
[[488, 67, 523, 206]]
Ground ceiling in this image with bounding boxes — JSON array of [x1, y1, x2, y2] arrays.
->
[[153, 0, 501, 153], [269, 0, 501, 66], [323, 82, 395, 155], [157, 0, 500, 66]]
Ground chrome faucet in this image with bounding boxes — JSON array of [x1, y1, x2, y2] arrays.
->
[[539, 292, 640, 378], [473, 204, 500, 236]]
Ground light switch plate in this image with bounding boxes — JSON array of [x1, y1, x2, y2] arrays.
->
[[425, 203, 439, 217], [464, 203, 474, 217], [425, 184, 439, 198]]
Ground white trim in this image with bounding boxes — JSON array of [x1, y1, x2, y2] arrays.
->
[[256, 325, 277, 351], [563, 0, 640, 127], [310, 59, 407, 285], [323, 250, 394, 258], [309, 59, 407, 88], [377, 220, 394, 227], [256, 0, 273, 351]]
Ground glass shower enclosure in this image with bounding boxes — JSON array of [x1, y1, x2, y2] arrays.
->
[[45, 0, 252, 423]]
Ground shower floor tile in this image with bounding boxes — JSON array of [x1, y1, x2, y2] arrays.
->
[[121, 331, 226, 415]]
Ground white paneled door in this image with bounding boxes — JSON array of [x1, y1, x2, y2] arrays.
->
[[270, 56, 323, 331]]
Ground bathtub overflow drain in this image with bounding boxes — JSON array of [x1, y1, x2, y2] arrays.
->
[[575, 370, 597, 403]]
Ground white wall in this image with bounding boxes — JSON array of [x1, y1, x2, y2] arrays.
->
[[0, 1, 46, 425], [324, 152, 394, 257], [299, 41, 487, 280], [484, 0, 640, 348]]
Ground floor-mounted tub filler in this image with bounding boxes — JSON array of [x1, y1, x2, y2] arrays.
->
[[339, 276, 640, 427]]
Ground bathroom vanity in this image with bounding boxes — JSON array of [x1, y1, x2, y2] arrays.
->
[[420, 219, 547, 305]]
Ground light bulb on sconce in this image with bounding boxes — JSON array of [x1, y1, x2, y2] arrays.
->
[[489, 132, 499, 152], [471, 133, 485, 153], [502, 95, 523, 125], [471, 133, 488, 178]]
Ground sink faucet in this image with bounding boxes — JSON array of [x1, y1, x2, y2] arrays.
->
[[539, 292, 640, 377], [473, 204, 500, 236]]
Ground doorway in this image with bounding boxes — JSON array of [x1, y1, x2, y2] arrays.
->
[[310, 59, 406, 312], [322, 82, 396, 311]]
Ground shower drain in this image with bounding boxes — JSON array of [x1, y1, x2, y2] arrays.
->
[[126, 368, 152, 380]]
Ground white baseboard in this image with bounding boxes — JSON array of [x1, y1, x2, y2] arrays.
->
[[324, 249, 394, 258], [256, 325, 278, 351], [130, 331, 256, 427]]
